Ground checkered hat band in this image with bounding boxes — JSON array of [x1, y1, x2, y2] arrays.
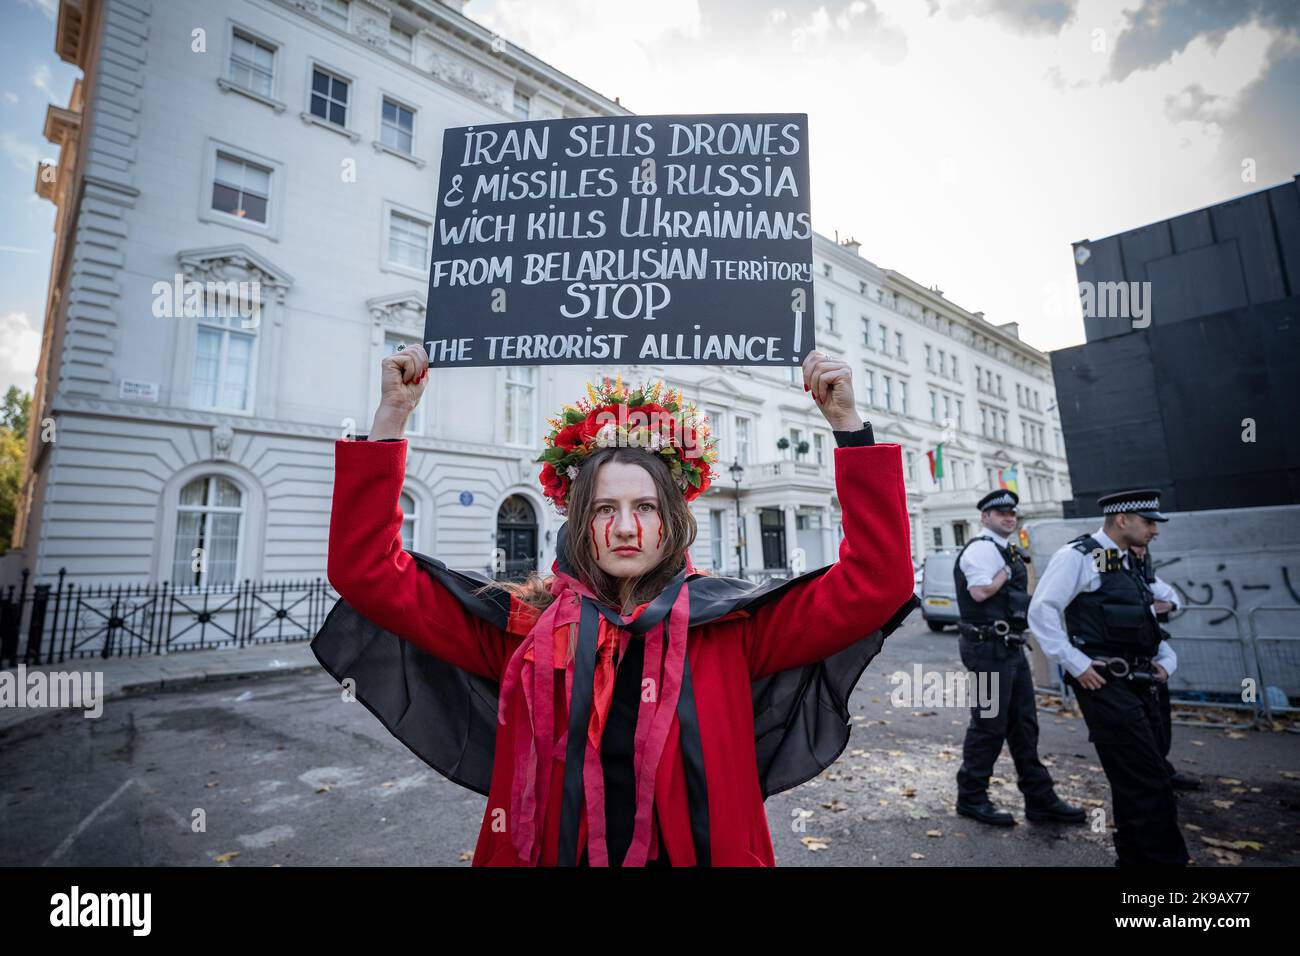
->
[[983, 493, 1016, 509], [1102, 499, 1159, 513]]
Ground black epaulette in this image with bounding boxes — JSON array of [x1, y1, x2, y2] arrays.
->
[[1070, 534, 1123, 572]]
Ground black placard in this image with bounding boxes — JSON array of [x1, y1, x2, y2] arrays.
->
[[421, 113, 814, 367]]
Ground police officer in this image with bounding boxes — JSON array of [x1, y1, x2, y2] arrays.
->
[[1131, 543, 1201, 791], [954, 489, 1086, 827], [1027, 489, 1190, 865]]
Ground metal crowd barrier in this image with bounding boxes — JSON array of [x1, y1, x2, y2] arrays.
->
[[1246, 606, 1300, 724]]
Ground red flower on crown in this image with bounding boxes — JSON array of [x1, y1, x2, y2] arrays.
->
[[535, 375, 718, 516]]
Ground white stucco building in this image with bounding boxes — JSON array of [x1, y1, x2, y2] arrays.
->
[[13, 0, 1071, 589]]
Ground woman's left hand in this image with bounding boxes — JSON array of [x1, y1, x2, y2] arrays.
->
[[803, 350, 864, 431]]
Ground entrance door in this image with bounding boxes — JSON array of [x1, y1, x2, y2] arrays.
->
[[496, 495, 538, 580], [760, 507, 786, 569]]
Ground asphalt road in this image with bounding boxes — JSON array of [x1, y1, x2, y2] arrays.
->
[[2, 614, 1296, 866]]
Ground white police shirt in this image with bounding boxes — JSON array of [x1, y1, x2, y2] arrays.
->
[[1026, 526, 1179, 679], [958, 528, 1013, 589]]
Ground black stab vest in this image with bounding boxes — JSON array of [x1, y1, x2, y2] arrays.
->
[[1063, 535, 1161, 657], [954, 533, 1030, 626]]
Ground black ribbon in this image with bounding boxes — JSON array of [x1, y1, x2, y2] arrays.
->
[[557, 571, 710, 866], [556, 598, 599, 866]]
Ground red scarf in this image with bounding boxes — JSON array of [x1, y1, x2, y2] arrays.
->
[[497, 563, 692, 866]]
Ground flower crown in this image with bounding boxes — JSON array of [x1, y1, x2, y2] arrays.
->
[[536, 374, 720, 516]]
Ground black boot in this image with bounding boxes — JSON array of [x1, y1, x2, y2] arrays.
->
[[1025, 796, 1087, 824], [956, 800, 1016, 827]]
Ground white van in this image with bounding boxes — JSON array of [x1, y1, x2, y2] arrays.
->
[[920, 550, 961, 632]]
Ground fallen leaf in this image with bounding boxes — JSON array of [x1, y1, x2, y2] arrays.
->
[[214, 851, 240, 864], [801, 837, 829, 851], [1217, 778, 1243, 785], [910, 852, 925, 860], [902, 787, 917, 798], [458, 851, 473, 862], [909, 806, 930, 820], [925, 829, 943, 838], [316, 785, 332, 793], [1211, 800, 1234, 810]]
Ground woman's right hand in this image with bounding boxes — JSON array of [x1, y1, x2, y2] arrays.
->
[[370, 343, 429, 439], [381, 343, 429, 412]]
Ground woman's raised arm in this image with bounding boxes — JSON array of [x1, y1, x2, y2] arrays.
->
[[741, 351, 915, 678], [326, 345, 511, 679]]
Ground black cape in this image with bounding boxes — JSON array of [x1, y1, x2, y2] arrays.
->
[[311, 523, 918, 800]]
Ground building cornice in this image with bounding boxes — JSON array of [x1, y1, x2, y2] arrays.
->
[[48, 395, 532, 461]]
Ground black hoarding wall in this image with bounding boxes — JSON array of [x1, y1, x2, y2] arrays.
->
[[1076, 175, 1300, 342], [1053, 296, 1300, 517], [1052, 333, 1173, 517]]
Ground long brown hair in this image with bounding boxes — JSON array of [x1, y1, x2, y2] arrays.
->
[[496, 446, 698, 616]]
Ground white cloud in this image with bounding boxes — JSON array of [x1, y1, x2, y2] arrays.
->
[[0, 134, 46, 173], [18, 0, 57, 21], [2, 91, 18, 105], [0, 312, 42, 395], [31, 63, 58, 103]]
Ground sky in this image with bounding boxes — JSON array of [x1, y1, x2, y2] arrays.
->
[[1, 0, 1297, 397]]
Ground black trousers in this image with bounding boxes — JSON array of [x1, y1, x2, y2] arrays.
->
[[956, 636, 1056, 806], [1066, 673, 1189, 865], [1157, 681, 1177, 776]]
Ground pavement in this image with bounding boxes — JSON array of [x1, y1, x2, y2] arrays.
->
[[0, 643, 320, 732], [2, 616, 1296, 866]]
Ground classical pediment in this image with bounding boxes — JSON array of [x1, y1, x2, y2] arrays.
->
[[176, 244, 294, 302], [367, 291, 427, 332], [874, 420, 924, 442]]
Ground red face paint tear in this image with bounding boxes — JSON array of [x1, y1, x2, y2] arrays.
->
[[633, 513, 643, 549], [604, 515, 614, 549], [589, 516, 600, 559], [657, 522, 664, 548]]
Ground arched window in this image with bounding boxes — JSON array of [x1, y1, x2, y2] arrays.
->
[[171, 476, 244, 586], [399, 490, 417, 551]]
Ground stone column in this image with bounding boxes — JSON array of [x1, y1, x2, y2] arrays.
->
[[820, 506, 834, 566], [744, 508, 763, 572], [783, 504, 798, 570]]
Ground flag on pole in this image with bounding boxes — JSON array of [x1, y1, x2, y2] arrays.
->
[[998, 466, 1019, 494], [926, 443, 945, 480]]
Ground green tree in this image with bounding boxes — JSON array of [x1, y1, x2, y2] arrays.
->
[[0, 387, 33, 553], [1, 386, 31, 435]]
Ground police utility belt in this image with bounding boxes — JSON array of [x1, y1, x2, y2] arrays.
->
[[1068, 636, 1159, 684], [959, 620, 1028, 647]]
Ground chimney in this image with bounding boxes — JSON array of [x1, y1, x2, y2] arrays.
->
[[839, 236, 861, 255], [973, 311, 985, 321], [997, 321, 1020, 339]]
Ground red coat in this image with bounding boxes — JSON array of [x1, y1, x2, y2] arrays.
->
[[325, 438, 914, 866]]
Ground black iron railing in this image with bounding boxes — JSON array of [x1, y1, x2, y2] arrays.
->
[[0, 568, 340, 666]]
